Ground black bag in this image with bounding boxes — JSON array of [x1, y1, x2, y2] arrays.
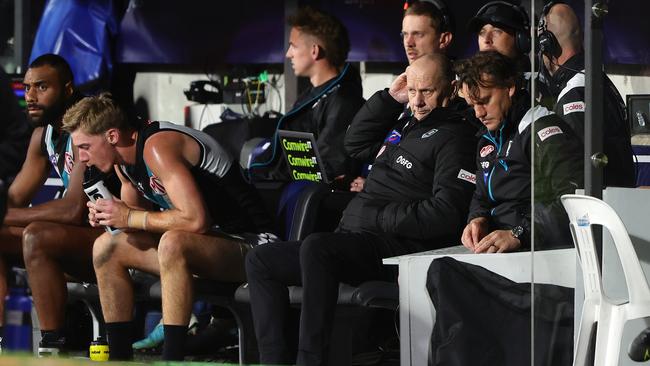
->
[[202, 115, 278, 162], [426, 256, 574, 366]]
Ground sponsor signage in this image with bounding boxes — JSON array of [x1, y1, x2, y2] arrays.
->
[[457, 169, 476, 184], [278, 130, 330, 183], [563, 101, 585, 115], [537, 126, 563, 141], [396, 155, 413, 169]]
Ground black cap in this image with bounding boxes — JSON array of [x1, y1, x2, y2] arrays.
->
[[468, 2, 529, 33]]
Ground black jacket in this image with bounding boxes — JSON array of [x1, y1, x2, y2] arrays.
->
[[342, 89, 477, 249], [261, 63, 365, 181], [548, 52, 635, 187], [468, 92, 584, 249], [0, 68, 30, 181]]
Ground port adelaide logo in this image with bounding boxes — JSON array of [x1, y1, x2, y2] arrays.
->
[[149, 175, 167, 195], [64, 152, 74, 174], [480, 145, 495, 157]]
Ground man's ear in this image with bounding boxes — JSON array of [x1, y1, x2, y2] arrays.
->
[[508, 84, 516, 97], [312, 44, 326, 61], [439, 32, 453, 50], [450, 79, 458, 98], [105, 128, 119, 145], [64, 81, 74, 98]]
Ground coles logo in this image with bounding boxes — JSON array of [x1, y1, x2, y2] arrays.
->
[[457, 169, 476, 185], [537, 126, 563, 141], [563, 101, 585, 115], [396, 155, 413, 169], [480, 145, 495, 157], [149, 176, 167, 195], [64, 152, 74, 174]]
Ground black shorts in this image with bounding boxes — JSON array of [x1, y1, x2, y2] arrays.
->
[[209, 227, 279, 248]]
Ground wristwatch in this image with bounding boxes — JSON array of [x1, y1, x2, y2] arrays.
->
[[511, 226, 524, 239]]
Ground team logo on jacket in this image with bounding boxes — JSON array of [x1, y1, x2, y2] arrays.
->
[[480, 145, 495, 157], [481, 161, 490, 169], [563, 101, 585, 115], [421, 128, 438, 139], [149, 175, 167, 195], [64, 152, 74, 174], [537, 126, 563, 141], [457, 169, 476, 184], [385, 130, 401, 144]]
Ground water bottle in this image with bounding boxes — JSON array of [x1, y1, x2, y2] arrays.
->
[[89, 336, 109, 361], [637, 111, 646, 127], [83, 167, 121, 235], [3, 269, 32, 352]]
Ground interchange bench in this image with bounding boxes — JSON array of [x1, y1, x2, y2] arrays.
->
[[58, 181, 400, 365]]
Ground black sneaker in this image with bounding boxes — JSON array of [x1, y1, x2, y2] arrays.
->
[[38, 336, 66, 357], [185, 318, 237, 356], [629, 327, 650, 362]]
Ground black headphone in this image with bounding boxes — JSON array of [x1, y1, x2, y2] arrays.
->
[[475, 1, 531, 54], [537, 1, 562, 59], [408, 0, 455, 33]]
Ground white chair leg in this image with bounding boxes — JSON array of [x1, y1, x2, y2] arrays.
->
[[594, 306, 625, 366], [574, 303, 598, 366]]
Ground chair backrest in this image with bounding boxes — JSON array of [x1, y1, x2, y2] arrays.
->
[[561, 194, 650, 304], [277, 181, 333, 241]]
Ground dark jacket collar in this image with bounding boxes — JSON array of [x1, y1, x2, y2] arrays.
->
[[406, 105, 462, 132], [552, 51, 584, 87], [304, 63, 362, 100], [475, 90, 531, 138]]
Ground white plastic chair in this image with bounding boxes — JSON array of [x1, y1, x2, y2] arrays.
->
[[561, 194, 650, 366]]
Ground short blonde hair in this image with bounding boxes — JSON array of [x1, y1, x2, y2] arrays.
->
[[62, 93, 127, 135]]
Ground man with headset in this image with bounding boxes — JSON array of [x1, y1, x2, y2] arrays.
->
[[250, 7, 364, 189], [401, 0, 455, 64], [468, 1, 531, 72], [537, 1, 635, 187], [350, 0, 457, 192], [465, 0, 559, 104]]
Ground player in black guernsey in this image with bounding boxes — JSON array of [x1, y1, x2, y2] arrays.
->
[[62, 94, 276, 361]]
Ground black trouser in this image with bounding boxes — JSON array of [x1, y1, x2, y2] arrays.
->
[[245, 231, 412, 366]]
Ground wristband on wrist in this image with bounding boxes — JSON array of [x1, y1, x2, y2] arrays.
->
[[127, 209, 148, 231]]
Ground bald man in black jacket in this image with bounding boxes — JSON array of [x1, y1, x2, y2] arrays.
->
[[245, 54, 477, 366]]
